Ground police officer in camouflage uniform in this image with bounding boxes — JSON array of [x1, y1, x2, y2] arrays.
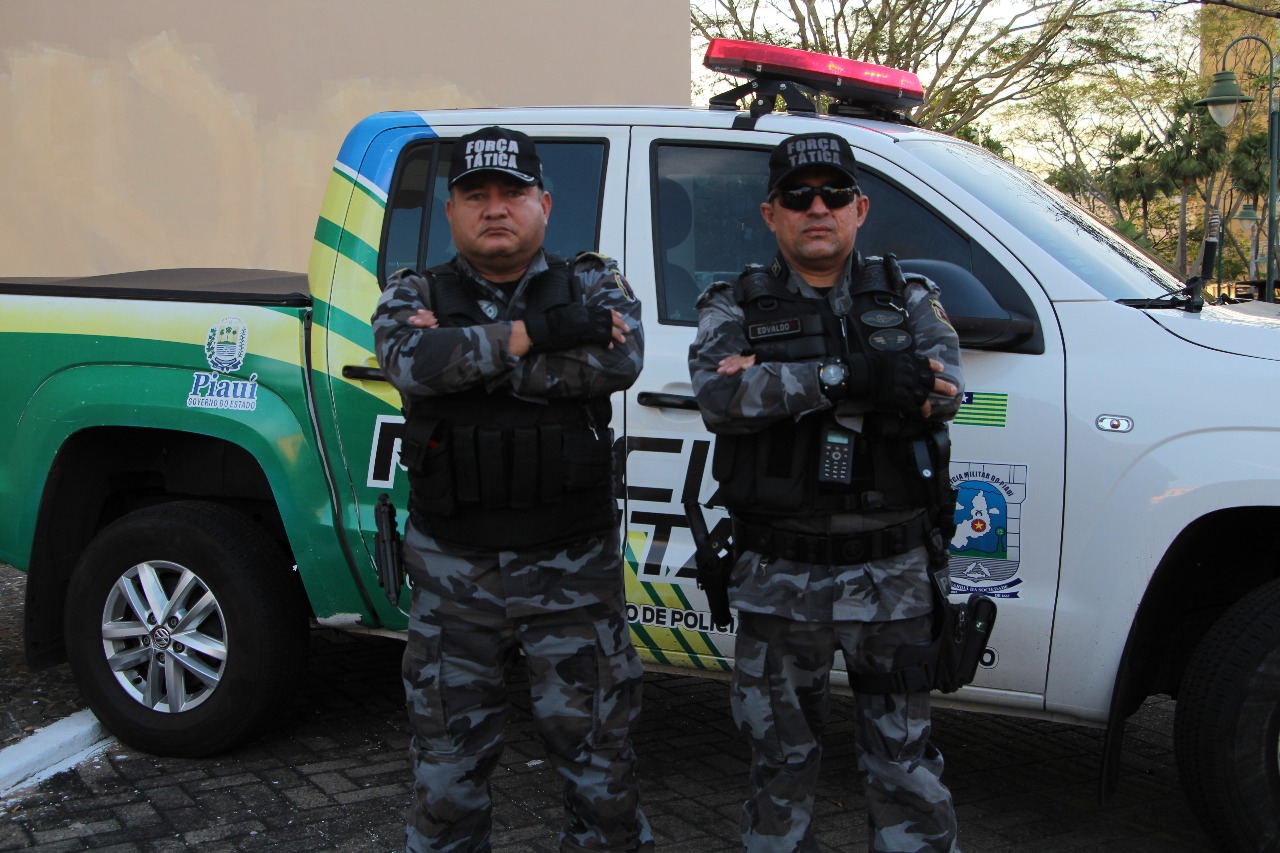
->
[[373, 126, 652, 853], [688, 132, 964, 853]]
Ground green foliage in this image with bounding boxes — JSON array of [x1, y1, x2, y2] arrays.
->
[[949, 122, 1014, 157], [1160, 96, 1229, 184], [1000, 9, 1272, 273], [1045, 165, 1094, 200], [1228, 132, 1270, 201], [1111, 219, 1152, 247]]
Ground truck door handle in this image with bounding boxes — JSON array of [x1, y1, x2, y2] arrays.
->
[[637, 391, 699, 411], [342, 365, 387, 382]]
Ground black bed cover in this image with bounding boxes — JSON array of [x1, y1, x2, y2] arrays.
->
[[0, 268, 311, 307]]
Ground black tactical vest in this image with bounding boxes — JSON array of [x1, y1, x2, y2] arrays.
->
[[400, 255, 617, 550], [712, 254, 949, 518]]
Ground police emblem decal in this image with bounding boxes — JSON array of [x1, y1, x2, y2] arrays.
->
[[948, 462, 1027, 599], [187, 317, 259, 412], [204, 318, 249, 373]]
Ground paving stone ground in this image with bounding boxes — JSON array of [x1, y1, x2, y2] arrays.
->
[[0, 566, 86, 750], [1, 564, 1217, 852]]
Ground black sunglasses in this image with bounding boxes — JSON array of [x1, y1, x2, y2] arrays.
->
[[773, 184, 859, 211]]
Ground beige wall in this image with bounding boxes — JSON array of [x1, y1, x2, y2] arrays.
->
[[0, 0, 690, 276]]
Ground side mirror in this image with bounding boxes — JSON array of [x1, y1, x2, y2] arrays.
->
[[897, 258, 1037, 351]]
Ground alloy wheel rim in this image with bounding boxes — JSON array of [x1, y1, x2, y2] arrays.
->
[[100, 560, 228, 713]]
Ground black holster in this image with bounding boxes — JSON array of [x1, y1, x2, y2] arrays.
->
[[848, 535, 997, 695], [374, 494, 405, 606], [684, 501, 734, 630]]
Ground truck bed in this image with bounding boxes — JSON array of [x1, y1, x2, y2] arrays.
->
[[0, 269, 310, 307]]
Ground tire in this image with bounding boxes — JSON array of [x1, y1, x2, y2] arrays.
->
[[1174, 577, 1280, 853], [64, 501, 309, 757]]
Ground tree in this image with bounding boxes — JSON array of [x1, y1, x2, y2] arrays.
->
[[1001, 10, 1256, 271], [1100, 132, 1175, 239], [1225, 131, 1269, 275], [1152, 96, 1228, 273], [1156, 0, 1280, 18], [1017, 81, 1148, 222], [1227, 131, 1270, 201], [690, 0, 1158, 133]]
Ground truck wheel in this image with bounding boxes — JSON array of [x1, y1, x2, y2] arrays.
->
[[64, 501, 308, 757], [1174, 577, 1280, 853]]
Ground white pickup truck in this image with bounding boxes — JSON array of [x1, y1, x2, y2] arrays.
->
[[6, 38, 1278, 852]]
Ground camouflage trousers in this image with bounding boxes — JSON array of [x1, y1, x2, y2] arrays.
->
[[402, 588, 653, 853], [732, 611, 959, 853]]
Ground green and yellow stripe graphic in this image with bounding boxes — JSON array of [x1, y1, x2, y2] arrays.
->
[[955, 392, 1008, 427], [624, 530, 731, 673], [309, 165, 401, 407]]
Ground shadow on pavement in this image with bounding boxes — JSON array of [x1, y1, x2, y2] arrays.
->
[[1, 564, 1215, 852]]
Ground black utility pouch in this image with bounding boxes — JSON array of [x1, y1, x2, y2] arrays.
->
[[402, 417, 456, 515], [562, 427, 613, 492]]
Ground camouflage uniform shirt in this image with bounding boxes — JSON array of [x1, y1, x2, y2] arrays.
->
[[372, 249, 644, 618], [689, 253, 964, 624]]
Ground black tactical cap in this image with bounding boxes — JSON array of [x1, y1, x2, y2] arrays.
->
[[448, 126, 543, 187], [767, 132, 860, 195]]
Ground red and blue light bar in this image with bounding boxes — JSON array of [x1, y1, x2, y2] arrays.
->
[[704, 38, 925, 110]]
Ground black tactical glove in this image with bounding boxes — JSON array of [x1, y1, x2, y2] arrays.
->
[[524, 304, 614, 353], [847, 352, 935, 414]]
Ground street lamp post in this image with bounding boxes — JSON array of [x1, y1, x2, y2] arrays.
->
[[1197, 35, 1278, 303], [1217, 194, 1233, 300], [1237, 202, 1263, 281], [1217, 186, 1256, 300]]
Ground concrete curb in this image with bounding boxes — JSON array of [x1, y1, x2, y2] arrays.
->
[[0, 709, 110, 798]]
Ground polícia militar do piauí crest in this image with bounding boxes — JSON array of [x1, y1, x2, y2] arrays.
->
[[948, 462, 1027, 599]]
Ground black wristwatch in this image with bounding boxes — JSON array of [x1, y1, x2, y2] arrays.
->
[[818, 358, 849, 400]]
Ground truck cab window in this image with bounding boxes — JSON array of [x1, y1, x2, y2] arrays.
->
[[383, 146, 438, 280], [653, 145, 772, 325], [652, 141, 1025, 329], [382, 140, 606, 284], [855, 171, 971, 268]]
